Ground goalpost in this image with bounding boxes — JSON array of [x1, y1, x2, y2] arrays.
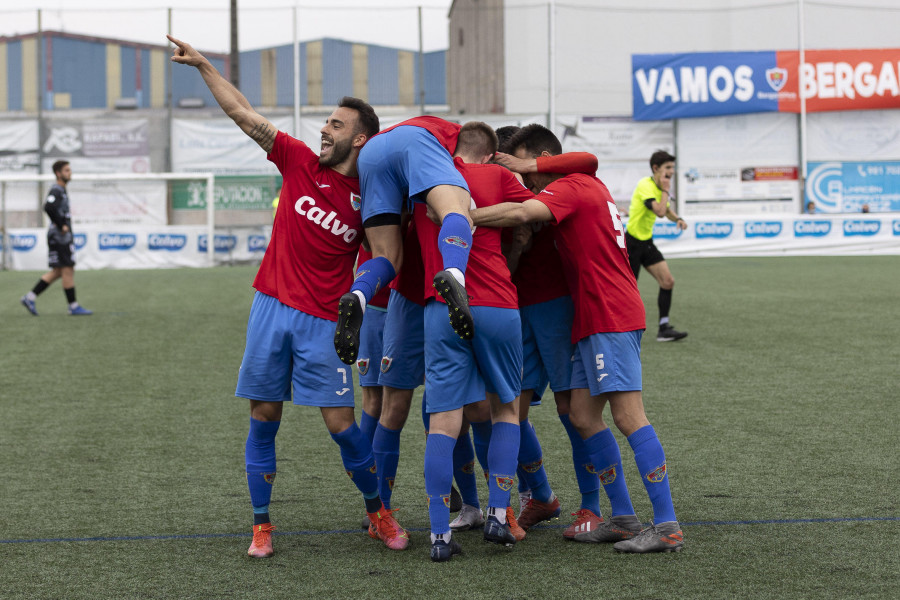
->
[[0, 172, 215, 270]]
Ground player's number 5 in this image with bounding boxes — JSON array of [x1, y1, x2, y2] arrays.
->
[[607, 202, 625, 249]]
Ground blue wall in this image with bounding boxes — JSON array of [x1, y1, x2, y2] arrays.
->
[[321, 39, 354, 106], [240, 50, 262, 106], [172, 56, 227, 107], [368, 46, 399, 105], [276, 44, 295, 107], [52, 37, 106, 109], [7, 40, 22, 111], [424, 51, 446, 106], [1, 33, 446, 112]]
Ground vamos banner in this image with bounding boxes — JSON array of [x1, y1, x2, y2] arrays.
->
[[632, 48, 900, 120]]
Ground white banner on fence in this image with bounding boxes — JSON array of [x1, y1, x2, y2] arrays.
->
[[807, 110, 900, 162], [676, 112, 800, 214], [4, 225, 272, 270], [0, 120, 41, 212], [650, 214, 900, 257], [0, 120, 39, 171], [4, 217, 899, 272], [172, 116, 292, 174], [558, 116, 674, 161]]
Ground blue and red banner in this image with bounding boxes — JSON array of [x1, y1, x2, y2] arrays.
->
[[632, 48, 900, 121]]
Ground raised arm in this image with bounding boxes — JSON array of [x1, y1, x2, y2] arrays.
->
[[168, 35, 277, 153]]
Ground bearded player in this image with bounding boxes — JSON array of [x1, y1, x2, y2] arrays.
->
[[169, 35, 409, 558]]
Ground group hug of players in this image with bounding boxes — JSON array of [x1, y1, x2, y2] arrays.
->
[[168, 35, 684, 564]]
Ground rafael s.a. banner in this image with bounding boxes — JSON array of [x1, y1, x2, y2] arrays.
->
[[632, 48, 900, 120]]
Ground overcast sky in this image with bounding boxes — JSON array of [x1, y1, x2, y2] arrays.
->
[[0, 1, 453, 53]]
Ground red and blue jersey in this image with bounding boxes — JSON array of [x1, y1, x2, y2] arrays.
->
[[536, 173, 645, 341], [416, 158, 533, 309], [379, 116, 460, 155], [390, 218, 428, 306], [253, 131, 363, 321]]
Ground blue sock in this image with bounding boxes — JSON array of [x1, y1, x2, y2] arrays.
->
[[487, 422, 520, 510], [628, 425, 677, 524], [517, 465, 529, 494], [359, 410, 378, 448], [330, 423, 381, 513], [470, 419, 492, 480], [559, 414, 601, 515], [585, 428, 635, 517], [246, 418, 280, 524], [437, 212, 472, 274], [372, 423, 401, 510], [452, 431, 480, 508], [424, 433, 456, 535], [518, 419, 552, 503], [350, 257, 396, 303]]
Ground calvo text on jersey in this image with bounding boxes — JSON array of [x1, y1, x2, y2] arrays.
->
[[295, 196, 359, 243]]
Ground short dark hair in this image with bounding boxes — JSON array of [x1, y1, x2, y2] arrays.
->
[[338, 96, 380, 139], [457, 121, 498, 158], [650, 150, 676, 170], [494, 126, 521, 154], [52, 160, 69, 176], [504, 124, 562, 157]]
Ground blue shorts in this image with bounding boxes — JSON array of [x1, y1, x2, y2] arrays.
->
[[570, 330, 643, 396], [525, 375, 550, 406], [235, 292, 357, 407], [357, 306, 387, 387], [378, 290, 425, 389], [358, 126, 470, 222], [520, 296, 575, 393], [424, 302, 522, 413]]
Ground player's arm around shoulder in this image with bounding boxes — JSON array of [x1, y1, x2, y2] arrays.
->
[[471, 198, 553, 228], [168, 34, 278, 154]]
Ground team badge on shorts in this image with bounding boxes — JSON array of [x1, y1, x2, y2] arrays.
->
[[381, 356, 393, 373], [350, 192, 361, 211], [598, 465, 617, 485], [523, 459, 543, 473], [357, 358, 369, 375], [495, 476, 515, 492], [646, 463, 668, 483], [442, 235, 469, 249]]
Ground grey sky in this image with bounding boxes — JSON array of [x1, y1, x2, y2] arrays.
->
[[1, 1, 452, 53]]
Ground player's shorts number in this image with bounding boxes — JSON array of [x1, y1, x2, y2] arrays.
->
[[595, 353, 605, 370]]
